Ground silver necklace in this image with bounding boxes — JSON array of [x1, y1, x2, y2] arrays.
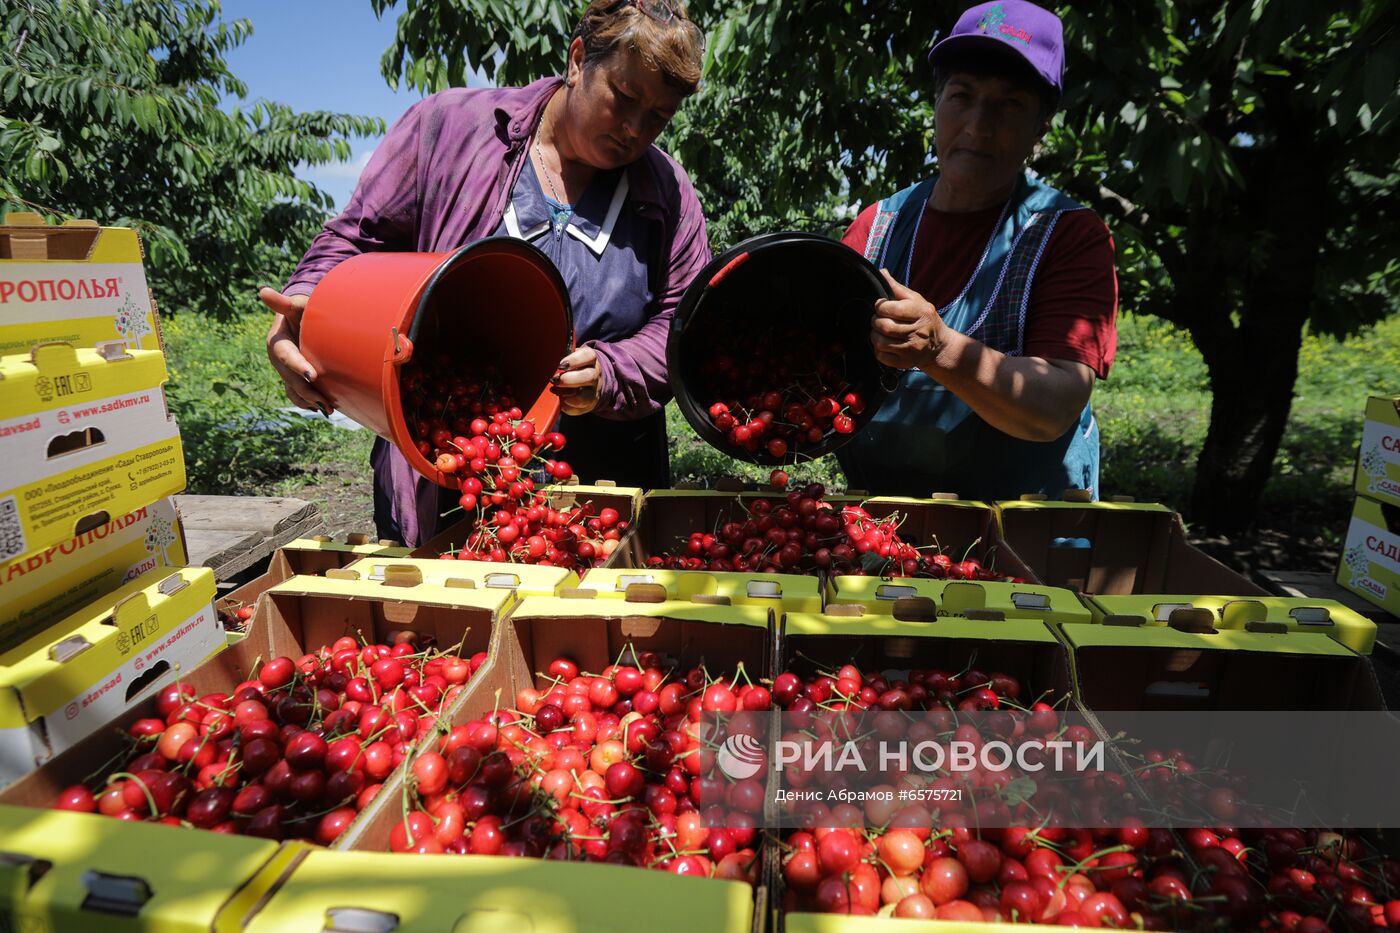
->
[[533, 123, 566, 206]]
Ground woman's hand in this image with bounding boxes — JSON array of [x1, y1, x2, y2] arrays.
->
[[551, 346, 601, 416], [261, 286, 332, 415], [870, 269, 946, 371]]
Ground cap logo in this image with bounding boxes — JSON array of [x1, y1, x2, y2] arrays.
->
[[977, 3, 1033, 45]]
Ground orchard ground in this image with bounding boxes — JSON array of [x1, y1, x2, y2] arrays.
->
[[164, 312, 1400, 578]]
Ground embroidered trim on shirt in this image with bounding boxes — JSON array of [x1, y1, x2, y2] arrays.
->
[[966, 213, 1041, 340], [1012, 209, 1067, 357], [865, 208, 896, 263]]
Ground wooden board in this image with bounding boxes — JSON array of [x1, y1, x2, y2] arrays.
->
[[176, 496, 323, 582], [175, 495, 318, 535], [183, 528, 263, 571]]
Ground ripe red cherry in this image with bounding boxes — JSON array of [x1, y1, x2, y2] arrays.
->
[[258, 657, 295, 689], [412, 752, 448, 797], [817, 830, 861, 875], [920, 857, 969, 906], [54, 785, 97, 813], [605, 761, 645, 799], [956, 838, 1002, 883]]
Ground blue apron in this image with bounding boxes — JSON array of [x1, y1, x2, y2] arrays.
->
[[836, 172, 1100, 501]]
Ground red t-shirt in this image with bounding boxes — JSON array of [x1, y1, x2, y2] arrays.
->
[[842, 199, 1118, 378]]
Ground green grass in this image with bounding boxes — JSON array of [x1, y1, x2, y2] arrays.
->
[[165, 309, 1397, 545], [163, 312, 373, 496], [1094, 313, 1400, 540]]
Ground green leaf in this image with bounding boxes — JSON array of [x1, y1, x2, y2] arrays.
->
[[858, 551, 890, 575], [713, 18, 738, 61], [999, 777, 1038, 808], [1356, 102, 1373, 133]]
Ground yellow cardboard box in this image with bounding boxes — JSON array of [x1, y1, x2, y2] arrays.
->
[[1355, 396, 1400, 508], [1083, 592, 1377, 655], [340, 555, 581, 597], [0, 805, 301, 933], [617, 490, 1028, 578], [783, 606, 1071, 693], [233, 849, 755, 933], [0, 342, 185, 558], [0, 498, 186, 653], [1059, 615, 1384, 712], [1337, 494, 1400, 616], [0, 567, 220, 787], [0, 218, 162, 356], [257, 572, 516, 664], [339, 589, 775, 857], [216, 534, 411, 625], [826, 576, 1091, 626], [995, 499, 1263, 595], [580, 566, 824, 611], [0, 571, 517, 853]]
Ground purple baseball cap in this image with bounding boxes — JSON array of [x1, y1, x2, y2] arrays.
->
[[928, 0, 1065, 93]]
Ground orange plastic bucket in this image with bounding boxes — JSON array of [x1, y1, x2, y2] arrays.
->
[[299, 237, 573, 488]]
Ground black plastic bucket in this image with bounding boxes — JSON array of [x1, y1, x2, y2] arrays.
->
[[667, 232, 893, 465]]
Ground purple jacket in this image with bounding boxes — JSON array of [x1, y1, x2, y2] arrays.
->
[[284, 78, 712, 543]]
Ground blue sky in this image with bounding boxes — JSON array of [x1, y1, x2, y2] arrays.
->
[[220, 1, 435, 211]]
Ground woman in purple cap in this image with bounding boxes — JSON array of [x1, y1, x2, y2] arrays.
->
[[259, 0, 710, 545], [842, 0, 1119, 501]]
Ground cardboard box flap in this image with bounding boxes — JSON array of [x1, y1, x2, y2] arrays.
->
[[0, 217, 102, 261], [342, 556, 579, 595], [288, 535, 412, 556], [1062, 622, 1356, 656], [997, 500, 1173, 514], [1086, 593, 1376, 655], [509, 595, 771, 629], [582, 567, 822, 610], [862, 494, 992, 510], [267, 574, 516, 613], [785, 610, 1060, 644], [236, 850, 753, 933], [252, 575, 509, 668], [828, 576, 1092, 624], [0, 804, 295, 930]]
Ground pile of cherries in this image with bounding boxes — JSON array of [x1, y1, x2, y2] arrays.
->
[[774, 662, 1400, 930], [403, 355, 625, 568], [388, 651, 764, 884], [647, 481, 1017, 580], [700, 333, 867, 459], [774, 663, 1179, 924], [53, 633, 486, 845]]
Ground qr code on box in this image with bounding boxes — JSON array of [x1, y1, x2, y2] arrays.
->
[[0, 495, 25, 562]]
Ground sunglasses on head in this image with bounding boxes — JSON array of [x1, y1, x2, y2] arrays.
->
[[599, 0, 689, 26]]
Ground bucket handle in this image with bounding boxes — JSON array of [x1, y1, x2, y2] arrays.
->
[[386, 327, 413, 364]]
